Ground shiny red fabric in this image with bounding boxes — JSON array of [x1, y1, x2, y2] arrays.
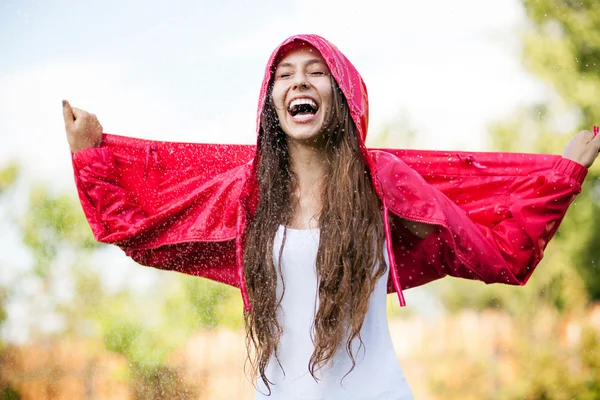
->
[[71, 34, 588, 311]]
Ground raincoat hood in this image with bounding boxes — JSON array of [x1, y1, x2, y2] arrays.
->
[[256, 34, 369, 144]]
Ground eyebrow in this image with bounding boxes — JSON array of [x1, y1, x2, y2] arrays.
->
[[275, 59, 326, 70]]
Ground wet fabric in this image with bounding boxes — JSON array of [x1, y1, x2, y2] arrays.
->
[[252, 226, 413, 400], [71, 34, 588, 310]]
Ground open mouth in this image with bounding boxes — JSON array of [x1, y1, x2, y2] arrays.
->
[[287, 98, 319, 119]]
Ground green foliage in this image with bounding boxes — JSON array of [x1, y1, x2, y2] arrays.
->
[[0, 288, 6, 327], [0, 386, 21, 400], [96, 289, 174, 375], [426, 309, 600, 399], [519, 0, 600, 299], [506, 323, 600, 399], [184, 276, 239, 329], [0, 170, 243, 396], [522, 0, 600, 124], [96, 274, 243, 378], [428, 357, 500, 400], [435, 238, 589, 316], [104, 321, 143, 357], [444, 0, 600, 311], [21, 186, 99, 276], [431, 1, 600, 397], [0, 164, 20, 350], [103, 320, 175, 376], [0, 164, 19, 193]]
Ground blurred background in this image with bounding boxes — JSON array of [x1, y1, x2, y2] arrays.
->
[[1, 0, 599, 398]]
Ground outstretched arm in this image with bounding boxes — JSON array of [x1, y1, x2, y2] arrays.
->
[[62, 101, 249, 287], [401, 126, 600, 239], [401, 127, 600, 241], [379, 127, 598, 290], [62, 100, 156, 244]]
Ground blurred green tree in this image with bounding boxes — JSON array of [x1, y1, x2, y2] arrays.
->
[[428, 1, 600, 398], [0, 164, 18, 194], [0, 163, 20, 351], [511, 0, 600, 300], [436, 0, 600, 314]]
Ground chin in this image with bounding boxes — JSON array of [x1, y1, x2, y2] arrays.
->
[[285, 129, 325, 144], [283, 121, 327, 144]]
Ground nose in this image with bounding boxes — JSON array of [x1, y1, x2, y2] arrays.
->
[[291, 72, 309, 90]]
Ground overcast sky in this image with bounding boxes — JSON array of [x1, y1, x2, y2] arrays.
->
[[0, 0, 552, 190]]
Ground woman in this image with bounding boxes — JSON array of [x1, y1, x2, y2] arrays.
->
[[63, 34, 599, 399]]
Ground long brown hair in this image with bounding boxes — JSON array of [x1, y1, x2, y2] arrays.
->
[[243, 76, 386, 394]]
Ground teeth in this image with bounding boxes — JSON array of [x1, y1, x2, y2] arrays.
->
[[288, 98, 317, 110]]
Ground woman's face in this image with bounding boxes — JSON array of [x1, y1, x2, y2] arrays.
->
[[271, 43, 333, 146]]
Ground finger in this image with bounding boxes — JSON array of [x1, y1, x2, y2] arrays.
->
[[71, 107, 88, 120], [579, 130, 594, 142], [62, 100, 74, 127], [591, 129, 600, 149]]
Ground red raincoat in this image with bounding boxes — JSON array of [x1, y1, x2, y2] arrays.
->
[[71, 34, 588, 311]]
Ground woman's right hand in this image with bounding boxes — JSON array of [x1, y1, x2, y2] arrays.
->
[[62, 100, 103, 153], [562, 127, 600, 169]]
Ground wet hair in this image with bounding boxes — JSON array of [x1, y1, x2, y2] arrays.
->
[[242, 76, 386, 394]]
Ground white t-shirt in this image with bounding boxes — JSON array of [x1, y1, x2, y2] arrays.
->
[[254, 225, 414, 400]]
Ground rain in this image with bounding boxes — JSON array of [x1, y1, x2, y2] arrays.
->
[[1, 0, 600, 399]]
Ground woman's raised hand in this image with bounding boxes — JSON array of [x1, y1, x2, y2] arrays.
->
[[62, 100, 103, 153], [562, 127, 600, 169]]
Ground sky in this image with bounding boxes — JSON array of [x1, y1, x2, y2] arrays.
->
[[0, 0, 559, 341], [0, 0, 552, 189]]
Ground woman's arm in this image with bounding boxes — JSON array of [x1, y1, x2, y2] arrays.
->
[[70, 139, 248, 246], [63, 100, 160, 244], [379, 128, 598, 290], [389, 157, 585, 290], [63, 101, 249, 287], [401, 127, 600, 241]]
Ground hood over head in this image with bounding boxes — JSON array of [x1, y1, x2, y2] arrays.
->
[[256, 34, 370, 147]]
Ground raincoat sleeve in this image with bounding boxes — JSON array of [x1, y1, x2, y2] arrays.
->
[[72, 146, 154, 245], [71, 134, 254, 284], [377, 151, 588, 288]]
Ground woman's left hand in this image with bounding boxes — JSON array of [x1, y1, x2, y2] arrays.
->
[[562, 127, 600, 168]]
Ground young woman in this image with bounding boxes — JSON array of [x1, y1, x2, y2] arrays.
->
[[63, 34, 600, 399]]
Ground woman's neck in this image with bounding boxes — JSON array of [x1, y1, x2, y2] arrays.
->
[[288, 139, 327, 186], [287, 140, 327, 229]]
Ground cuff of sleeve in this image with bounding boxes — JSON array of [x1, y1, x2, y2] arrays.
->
[[555, 157, 588, 184], [72, 147, 114, 171]]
